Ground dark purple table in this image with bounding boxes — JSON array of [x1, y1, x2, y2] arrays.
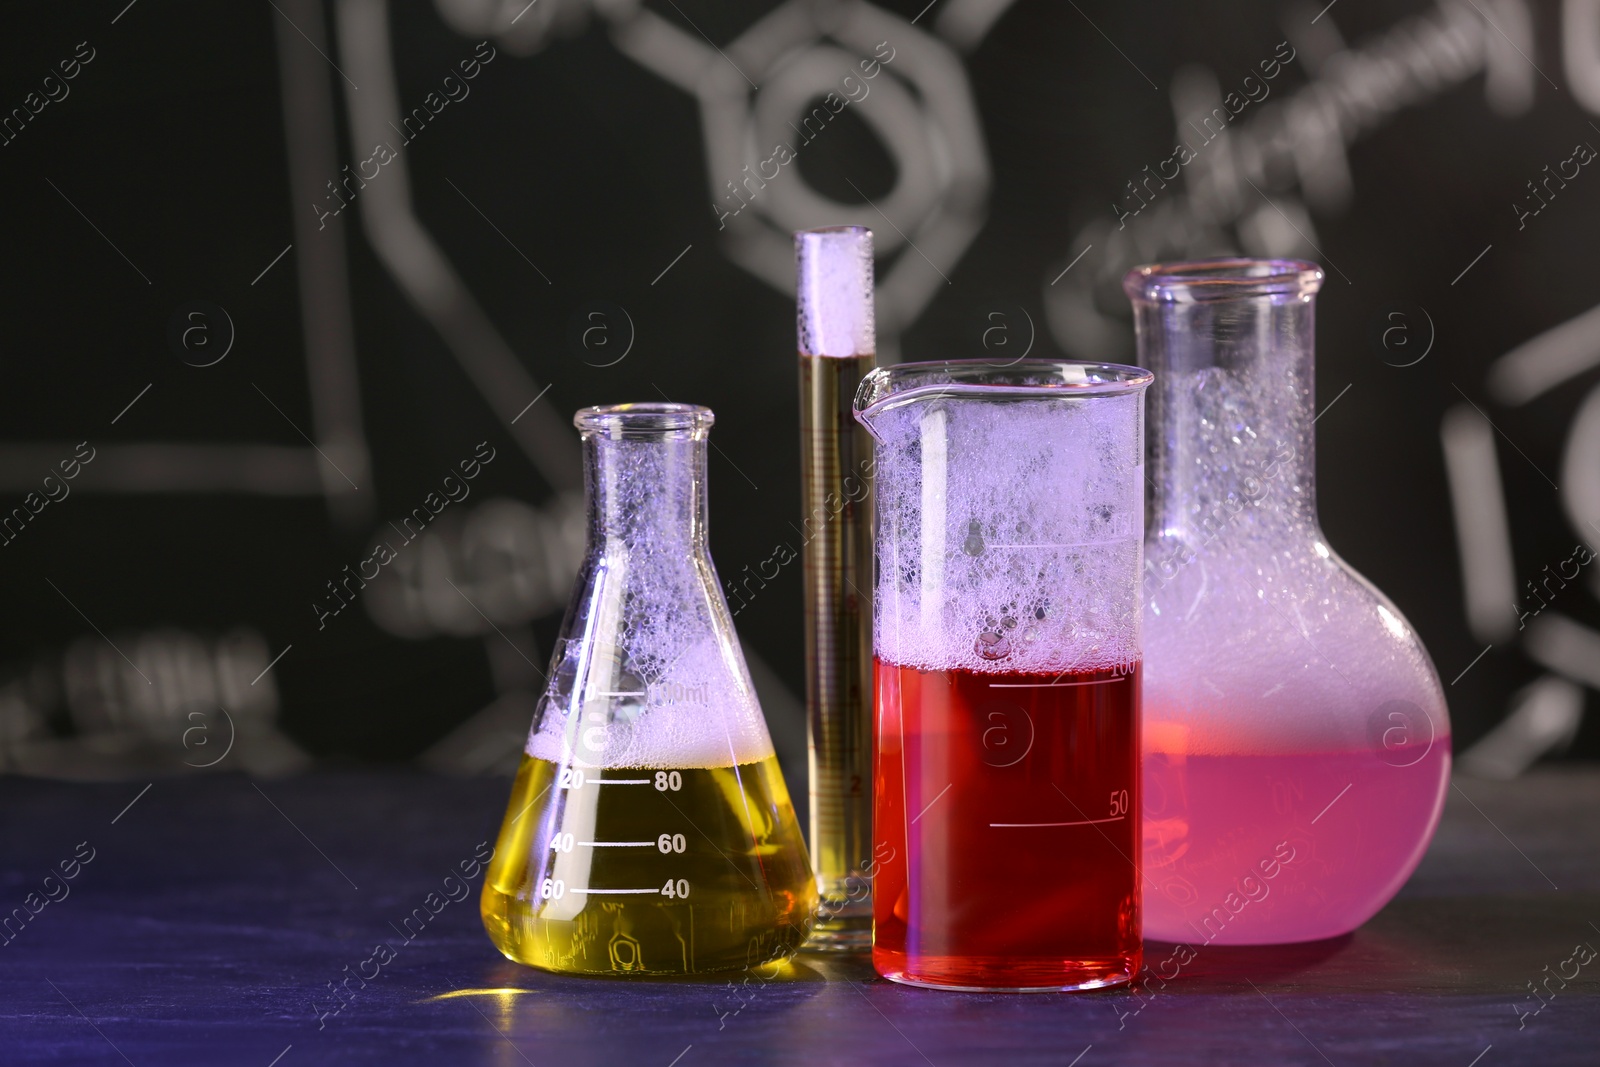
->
[[2, 767, 1596, 1065]]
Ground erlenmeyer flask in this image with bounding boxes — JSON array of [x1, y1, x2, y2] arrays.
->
[[481, 403, 816, 976], [1126, 259, 1450, 945]]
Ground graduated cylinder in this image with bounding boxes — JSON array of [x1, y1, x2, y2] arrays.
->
[[794, 226, 877, 950]]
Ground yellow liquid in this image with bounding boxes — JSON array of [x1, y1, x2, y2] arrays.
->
[[481, 755, 817, 976], [798, 351, 876, 949]]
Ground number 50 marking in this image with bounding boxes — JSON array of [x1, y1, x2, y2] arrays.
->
[[1110, 789, 1129, 817]]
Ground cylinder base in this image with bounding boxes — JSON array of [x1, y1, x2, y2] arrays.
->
[[803, 911, 873, 953]]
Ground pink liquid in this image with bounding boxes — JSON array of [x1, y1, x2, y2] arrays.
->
[[1141, 744, 1450, 944]]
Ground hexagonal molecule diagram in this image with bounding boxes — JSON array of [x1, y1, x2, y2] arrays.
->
[[439, 0, 998, 355]]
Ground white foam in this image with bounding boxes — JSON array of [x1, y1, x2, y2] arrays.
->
[[526, 636, 774, 770], [1143, 550, 1450, 756], [796, 227, 875, 358], [525, 432, 775, 770], [1142, 366, 1449, 756], [869, 389, 1145, 673]]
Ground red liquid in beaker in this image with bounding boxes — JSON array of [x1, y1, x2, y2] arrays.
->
[[872, 657, 1142, 990]]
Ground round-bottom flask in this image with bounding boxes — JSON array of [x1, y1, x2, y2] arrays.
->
[[1127, 260, 1450, 945]]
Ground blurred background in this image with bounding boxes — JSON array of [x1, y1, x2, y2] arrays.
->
[[0, 0, 1596, 792]]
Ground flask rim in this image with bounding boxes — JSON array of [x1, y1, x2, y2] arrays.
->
[[1123, 257, 1323, 304], [854, 359, 1151, 425], [574, 402, 714, 440]]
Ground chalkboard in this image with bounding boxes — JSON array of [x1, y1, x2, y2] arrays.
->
[[0, 0, 1594, 781]]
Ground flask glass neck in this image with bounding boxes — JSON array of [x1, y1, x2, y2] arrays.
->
[[1129, 260, 1322, 544], [577, 405, 712, 550]]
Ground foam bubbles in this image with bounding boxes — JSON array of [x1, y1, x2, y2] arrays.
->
[[796, 227, 875, 358], [526, 422, 775, 770], [1144, 545, 1450, 757], [526, 633, 774, 770], [1142, 367, 1449, 757], [869, 388, 1145, 673]]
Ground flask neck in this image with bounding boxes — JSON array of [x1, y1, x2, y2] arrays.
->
[[585, 434, 709, 550], [1134, 289, 1319, 543]]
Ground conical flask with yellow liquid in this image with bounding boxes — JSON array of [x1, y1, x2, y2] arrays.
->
[[482, 402, 816, 976]]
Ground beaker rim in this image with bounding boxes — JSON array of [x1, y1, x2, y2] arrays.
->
[[574, 402, 714, 440], [854, 359, 1152, 421], [1122, 257, 1324, 304]]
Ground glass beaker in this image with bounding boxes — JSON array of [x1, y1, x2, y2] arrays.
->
[[1127, 259, 1451, 945], [854, 360, 1152, 992], [480, 403, 816, 976]]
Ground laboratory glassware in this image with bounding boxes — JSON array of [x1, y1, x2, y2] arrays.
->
[[855, 360, 1152, 991], [795, 225, 876, 951], [1127, 258, 1450, 945], [481, 403, 816, 976]]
